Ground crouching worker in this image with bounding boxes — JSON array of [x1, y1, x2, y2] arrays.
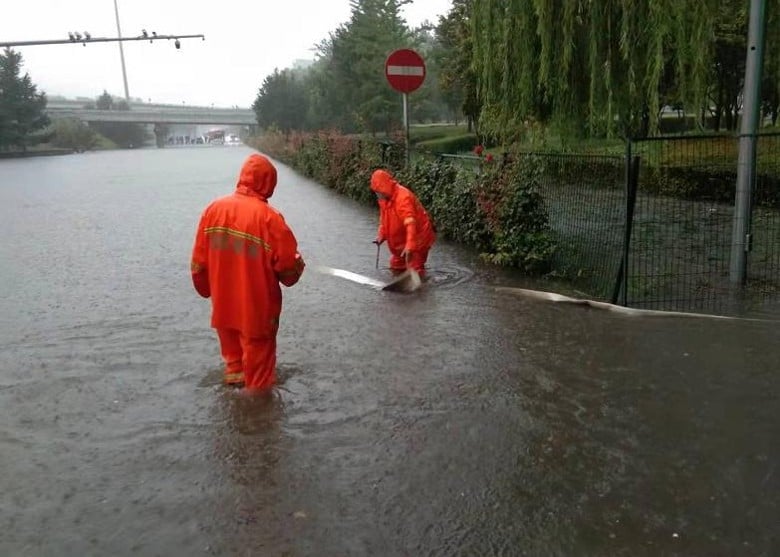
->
[[370, 169, 436, 277], [191, 154, 305, 393]]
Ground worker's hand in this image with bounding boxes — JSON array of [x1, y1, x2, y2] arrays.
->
[[401, 248, 412, 262], [372, 238, 385, 246]]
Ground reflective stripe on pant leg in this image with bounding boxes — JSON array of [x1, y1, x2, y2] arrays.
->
[[241, 335, 277, 390], [216, 328, 245, 385]]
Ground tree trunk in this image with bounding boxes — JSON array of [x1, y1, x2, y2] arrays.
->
[[639, 106, 650, 138], [713, 105, 722, 131]]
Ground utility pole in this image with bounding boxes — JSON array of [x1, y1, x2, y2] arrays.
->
[[730, 0, 767, 284], [113, 0, 130, 101]]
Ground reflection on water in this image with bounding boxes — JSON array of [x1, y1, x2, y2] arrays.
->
[[0, 147, 778, 556]]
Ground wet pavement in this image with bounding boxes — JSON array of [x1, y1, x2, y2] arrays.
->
[[1, 146, 778, 556]]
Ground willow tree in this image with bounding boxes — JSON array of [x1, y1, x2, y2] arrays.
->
[[471, 0, 780, 141]]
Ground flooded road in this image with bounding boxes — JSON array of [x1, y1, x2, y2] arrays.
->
[[1, 146, 778, 556]]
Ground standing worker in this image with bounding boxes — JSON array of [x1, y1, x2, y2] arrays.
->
[[370, 169, 436, 277], [191, 154, 305, 394]]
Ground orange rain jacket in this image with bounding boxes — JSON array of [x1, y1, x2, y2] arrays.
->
[[370, 169, 435, 256], [191, 154, 304, 338]]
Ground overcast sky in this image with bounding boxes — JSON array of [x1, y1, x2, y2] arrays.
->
[[2, 0, 452, 107]]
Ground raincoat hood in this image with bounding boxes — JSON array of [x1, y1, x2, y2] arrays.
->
[[370, 169, 397, 199], [237, 154, 277, 199]]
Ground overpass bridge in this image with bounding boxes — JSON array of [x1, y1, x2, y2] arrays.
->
[[46, 103, 256, 126]]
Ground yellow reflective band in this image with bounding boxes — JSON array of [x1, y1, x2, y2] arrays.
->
[[205, 227, 271, 251], [223, 372, 245, 385], [403, 217, 416, 225]]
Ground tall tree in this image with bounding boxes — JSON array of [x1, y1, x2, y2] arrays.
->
[[436, 0, 480, 130], [0, 48, 49, 151], [252, 69, 309, 133], [96, 90, 114, 110], [406, 23, 446, 124], [468, 0, 767, 140], [331, 0, 412, 132], [702, 0, 748, 131], [253, 0, 454, 133]]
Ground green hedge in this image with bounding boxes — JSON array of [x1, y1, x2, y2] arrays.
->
[[253, 131, 555, 273], [638, 166, 780, 209]]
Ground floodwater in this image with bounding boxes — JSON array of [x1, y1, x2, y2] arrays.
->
[[1, 146, 778, 556]]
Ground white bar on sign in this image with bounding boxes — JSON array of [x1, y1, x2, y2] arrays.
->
[[387, 65, 424, 76]]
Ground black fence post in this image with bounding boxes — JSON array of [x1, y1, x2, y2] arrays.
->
[[623, 155, 640, 306], [611, 141, 640, 305]]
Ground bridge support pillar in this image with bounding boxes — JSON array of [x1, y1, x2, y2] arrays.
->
[[153, 123, 167, 148]]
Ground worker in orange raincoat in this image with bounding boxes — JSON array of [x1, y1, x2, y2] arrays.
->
[[370, 169, 436, 276], [191, 154, 305, 392]]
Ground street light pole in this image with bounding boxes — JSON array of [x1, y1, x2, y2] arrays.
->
[[113, 0, 130, 101], [0, 34, 206, 48]]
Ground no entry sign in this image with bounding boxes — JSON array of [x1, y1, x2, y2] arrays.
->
[[385, 49, 426, 93]]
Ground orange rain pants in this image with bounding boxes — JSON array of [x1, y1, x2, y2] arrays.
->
[[389, 249, 431, 274], [216, 329, 277, 390]]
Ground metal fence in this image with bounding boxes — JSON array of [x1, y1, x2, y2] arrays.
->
[[624, 133, 780, 314], [521, 133, 780, 315], [412, 132, 780, 316], [515, 152, 626, 300], [625, 136, 739, 312], [749, 134, 780, 296]]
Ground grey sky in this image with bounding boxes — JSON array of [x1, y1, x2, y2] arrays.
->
[[2, 0, 452, 107]]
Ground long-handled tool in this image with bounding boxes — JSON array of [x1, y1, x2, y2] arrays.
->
[[314, 246, 422, 293], [313, 266, 386, 288]]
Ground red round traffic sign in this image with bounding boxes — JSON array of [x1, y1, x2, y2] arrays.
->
[[385, 49, 426, 93]]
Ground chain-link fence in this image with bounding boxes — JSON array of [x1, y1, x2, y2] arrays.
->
[[516, 153, 626, 300], [750, 133, 780, 296], [625, 133, 780, 313], [412, 133, 780, 316], [626, 136, 739, 312]]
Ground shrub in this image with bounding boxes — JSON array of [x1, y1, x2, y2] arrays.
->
[[49, 118, 97, 152], [397, 157, 555, 273], [252, 130, 556, 273]]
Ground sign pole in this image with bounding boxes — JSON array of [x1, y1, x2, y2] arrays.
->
[[384, 48, 426, 169], [403, 92, 410, 168]]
